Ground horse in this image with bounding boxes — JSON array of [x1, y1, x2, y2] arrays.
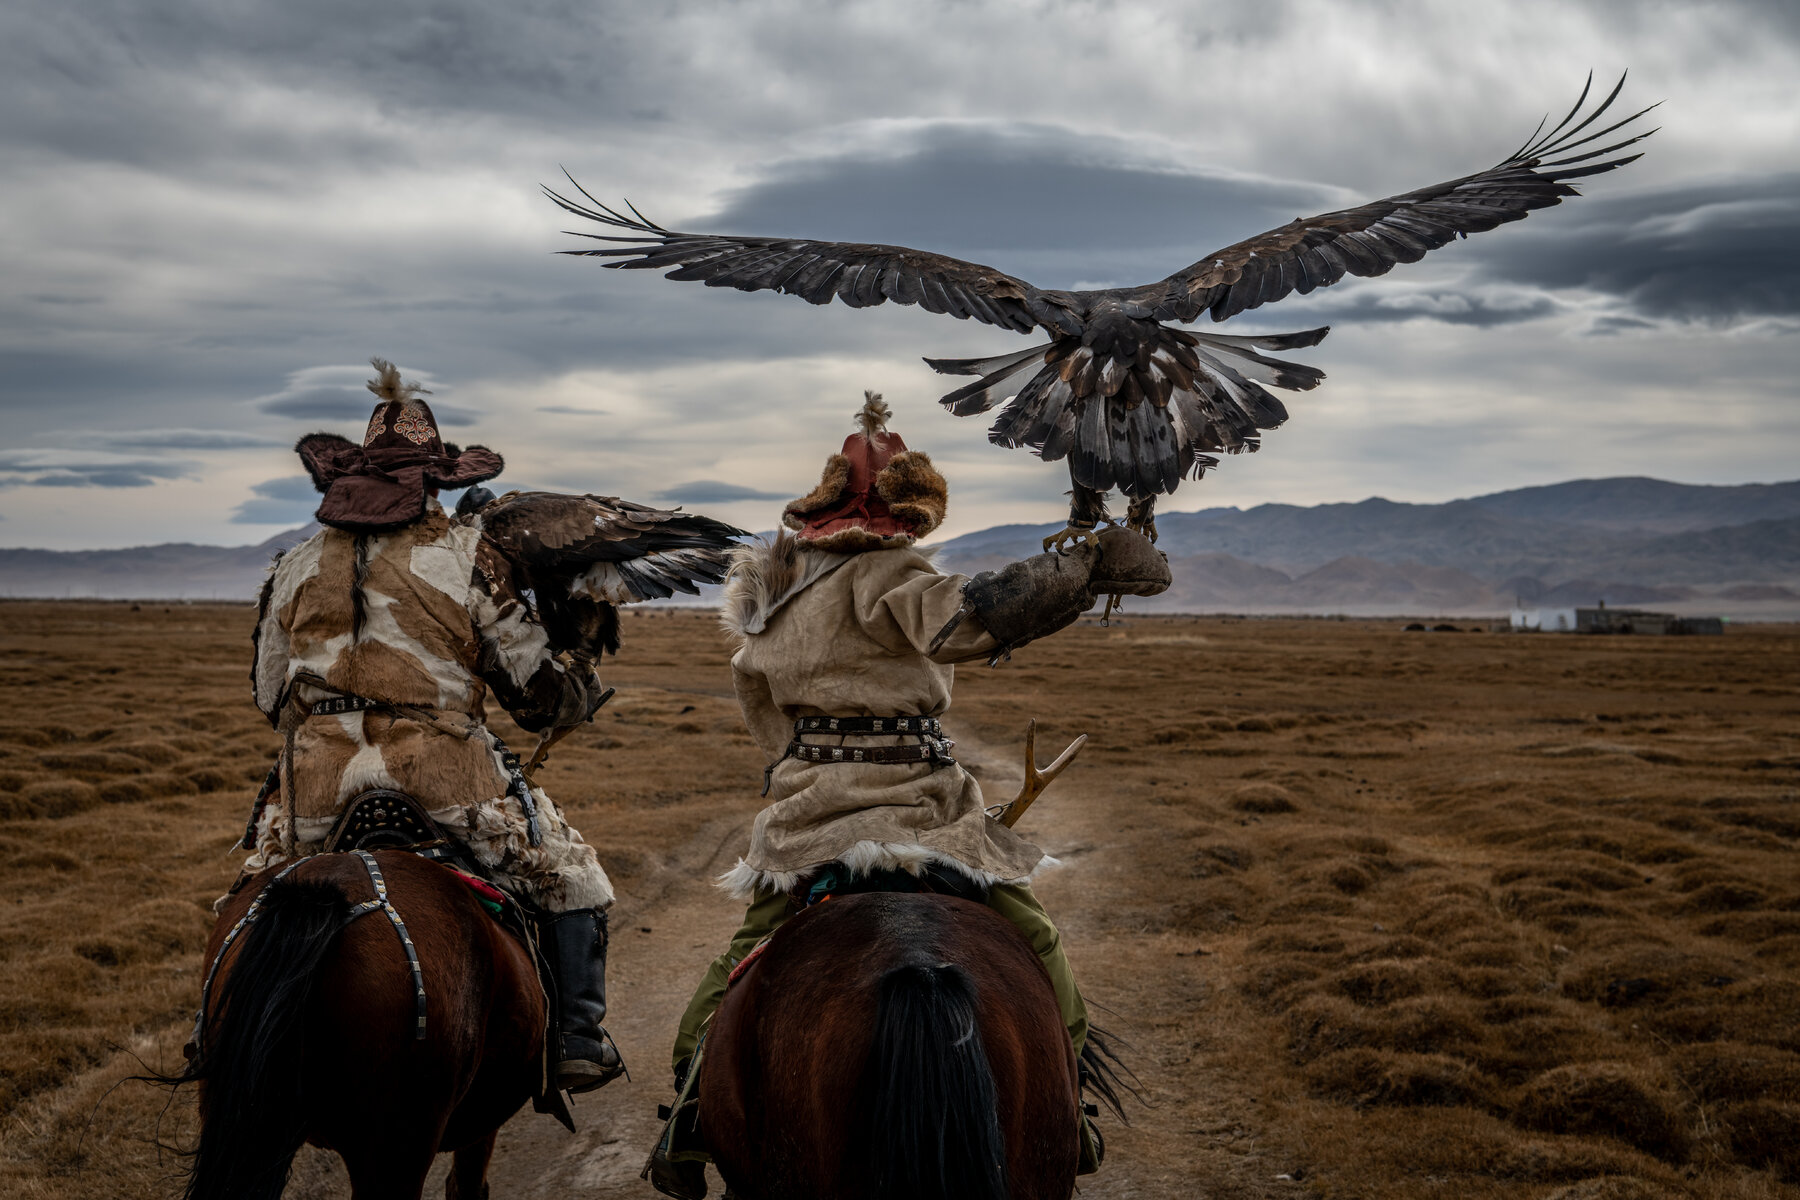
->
[[175, 849, 546, 1200], [700, 890, 1087, 1200]]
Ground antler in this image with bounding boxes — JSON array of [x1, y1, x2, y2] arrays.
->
[[995, 718, 1088, 829]]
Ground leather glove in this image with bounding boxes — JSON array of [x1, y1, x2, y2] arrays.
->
[[1089, 527, 1171, 597]]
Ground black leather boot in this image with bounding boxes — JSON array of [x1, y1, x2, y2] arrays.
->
[[543, 908, 625, 1094]]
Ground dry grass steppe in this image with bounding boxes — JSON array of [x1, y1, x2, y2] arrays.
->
[[1, 600, 1797, 1198]]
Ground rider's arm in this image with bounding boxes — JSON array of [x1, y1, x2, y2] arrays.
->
[[852, 552, 1001, 666], [467, 542, 608, 733], [860, 532, 1171, 666], [250, 547, 299, 726]]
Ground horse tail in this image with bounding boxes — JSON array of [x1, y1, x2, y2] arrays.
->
[[181, 876, 350, 1200], [856, 961, 1008, 1200]]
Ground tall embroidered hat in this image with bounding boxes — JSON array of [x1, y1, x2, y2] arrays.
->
[[783, 392, 948, 552], [294, 359, 504, 533]]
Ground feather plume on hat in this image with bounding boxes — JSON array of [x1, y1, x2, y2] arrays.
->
[[367, 357, 432, 403], [855, 390, 892, 439]]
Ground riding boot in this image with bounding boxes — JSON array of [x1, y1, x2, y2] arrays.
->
[[543, 908, 626, 1094]]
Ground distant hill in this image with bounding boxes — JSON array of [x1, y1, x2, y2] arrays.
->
[[1465, 476, 1800, 533], [928, 477, 1800, 618], [5, 479, 1799, 617], [0, 525, 317, 601]]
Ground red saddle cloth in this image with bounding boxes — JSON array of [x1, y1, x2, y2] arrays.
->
[[728, 939, 772, 986], [448, 867, 508, 915]]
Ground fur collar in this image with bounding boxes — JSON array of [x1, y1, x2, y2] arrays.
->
[[720, 532, 945, 639], [716, 841, 1057, 899], [719, 532, 853, 639]]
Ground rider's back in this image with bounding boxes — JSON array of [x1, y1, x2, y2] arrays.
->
[[254, 506, 519, 820]]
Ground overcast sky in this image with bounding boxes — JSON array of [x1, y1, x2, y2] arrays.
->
[[2, 0, 1796, 549]]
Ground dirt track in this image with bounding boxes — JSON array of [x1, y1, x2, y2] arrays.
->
[[4, 603, 1798, 1199]]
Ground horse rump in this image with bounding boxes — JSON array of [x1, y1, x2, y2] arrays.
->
[[176, 875, 350, 1200], [853, 961, 1008, 1200]]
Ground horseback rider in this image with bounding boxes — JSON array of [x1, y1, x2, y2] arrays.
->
[[227, 359, 623, 1096], [647, 393, 1169, 1195]]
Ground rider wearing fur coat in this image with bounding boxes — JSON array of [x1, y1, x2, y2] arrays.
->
[[647, 393, 1169, 1195], [232, 360, 623, 1097]]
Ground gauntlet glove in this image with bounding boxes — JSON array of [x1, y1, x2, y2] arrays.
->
[[931, 528, 1169, 662]]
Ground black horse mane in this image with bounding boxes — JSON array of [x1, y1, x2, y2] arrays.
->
[[152, 877, 351, 1200]]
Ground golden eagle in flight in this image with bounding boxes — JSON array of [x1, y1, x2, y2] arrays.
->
[[547, 76, 1655, 547]]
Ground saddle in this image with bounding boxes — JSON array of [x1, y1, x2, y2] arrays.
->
[[325, 789, 464, 859]]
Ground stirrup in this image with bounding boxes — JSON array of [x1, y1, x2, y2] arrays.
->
[[559, 1028, 626, 1094], [1078, 1105, 1105, 1175], [644, 1038, 711, 1199]]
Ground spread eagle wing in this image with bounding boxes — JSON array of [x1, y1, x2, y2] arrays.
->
[[1116, 73, 1659, 323], [543, 181, 1066, 335], [546, 76, 1654, 511], [460, 489, 747, 656]]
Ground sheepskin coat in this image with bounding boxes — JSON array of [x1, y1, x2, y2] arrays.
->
[[246, 501, 614, 909], [718, 534, 1048, 896]]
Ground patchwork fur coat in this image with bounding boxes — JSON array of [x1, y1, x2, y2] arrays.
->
[[718, 533, 1048, 897], [246, 501, 612, 910]]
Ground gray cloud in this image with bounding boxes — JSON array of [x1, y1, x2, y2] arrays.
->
[[91, 429, 286, 450], [694, 122, 1345, 290], [1281, 287, 1561, 329], [0, 452, 194, 488], [537, 405, 610, 416], [1588, 315, 1660, 336], [256, 387, 479, 426], [32, 471, 167, 488], [1468, 176, 1800, 323], [231, 475, 320, 524], [655, 480, 789, 505]]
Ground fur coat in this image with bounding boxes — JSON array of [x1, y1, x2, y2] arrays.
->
[[717, 534, 1049, 897], [252, 502, 601, 822]]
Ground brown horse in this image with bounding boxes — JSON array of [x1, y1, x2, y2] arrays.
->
[[177, 851, 544, 1200], [701, 891, 1082, 1200]]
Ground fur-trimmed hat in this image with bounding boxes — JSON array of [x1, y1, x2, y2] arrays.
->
[[783, 392, 948, 552], [294, 359, 504, 533]]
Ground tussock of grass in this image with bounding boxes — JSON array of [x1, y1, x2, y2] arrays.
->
[[1305, 1046, 1499, 1109], [1514, 1063, 1689, 1161], [1718, 1100, 1800, 1181], [1227, 781, 1297, 813]]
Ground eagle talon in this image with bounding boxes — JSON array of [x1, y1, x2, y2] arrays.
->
[[1123, 498, 1159, 544], [1042, 525, 1104, 555]]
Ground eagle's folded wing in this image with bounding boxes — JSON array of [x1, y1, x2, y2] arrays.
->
[[474, 491, 747, 604], [1131, 73, 1658, 324], [544, 181, 1048, 334]]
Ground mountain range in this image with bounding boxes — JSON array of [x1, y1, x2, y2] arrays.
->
[[5, 478, 1798, 618]]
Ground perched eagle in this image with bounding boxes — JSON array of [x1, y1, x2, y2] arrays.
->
[[547, 75, 1655, 546], [455, 488, 746, 660]]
